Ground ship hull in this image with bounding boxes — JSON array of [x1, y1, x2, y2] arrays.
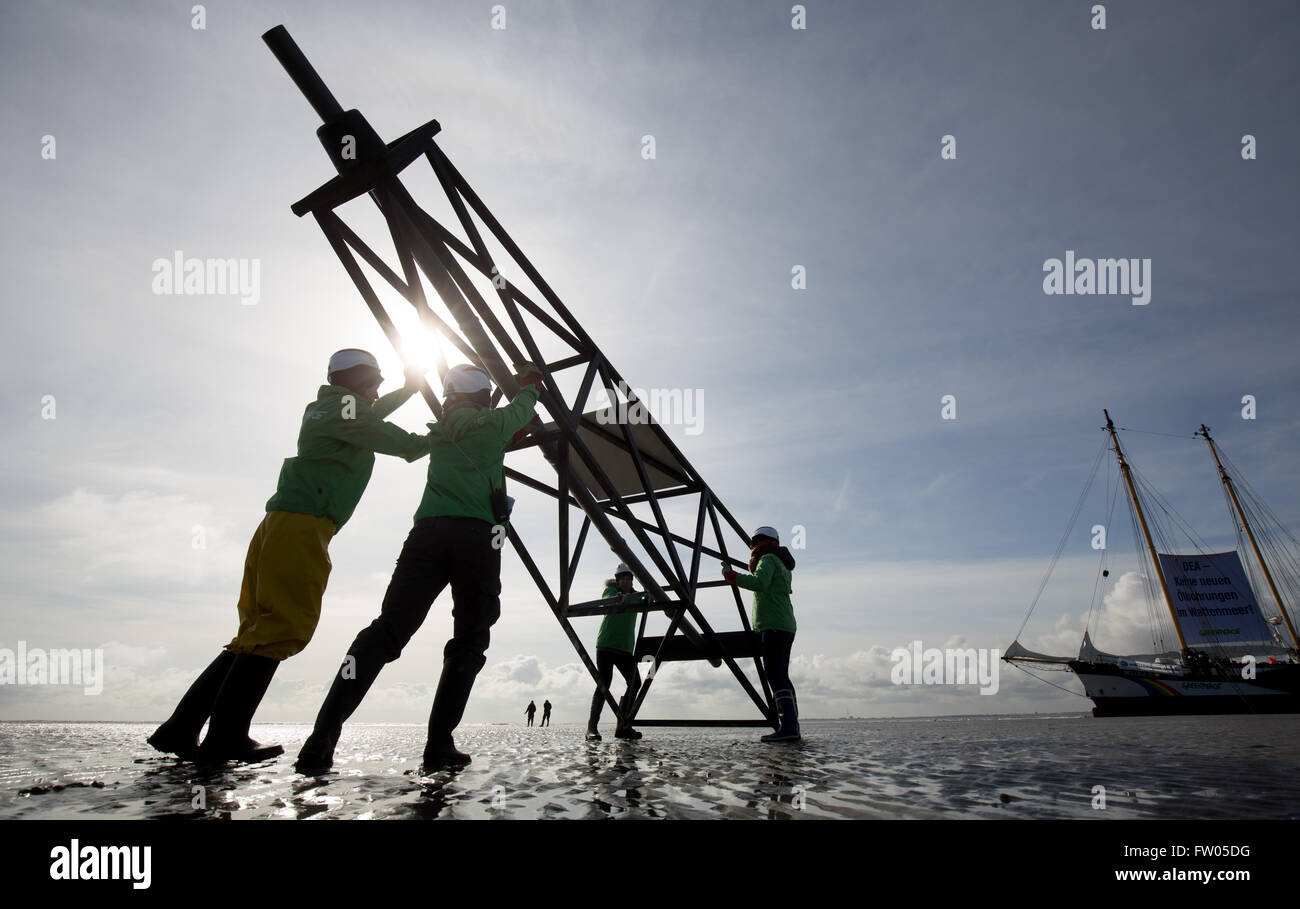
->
[[1069, 660, 1300, 717]]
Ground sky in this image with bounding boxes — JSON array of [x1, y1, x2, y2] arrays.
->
[[1, 0, 1298, 725]]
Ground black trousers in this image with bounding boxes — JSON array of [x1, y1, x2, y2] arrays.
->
[[360, 517, 501, 666], [589, 647, 641, 725], [761, 630, 795, 693], [324, 516, 501, 741]]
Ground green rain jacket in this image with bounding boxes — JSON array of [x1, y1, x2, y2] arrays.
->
[[265, 385, 428, 530], [413, 385, 539, 525], [596, 584, 641, 653], [735, 552, 796, 633]]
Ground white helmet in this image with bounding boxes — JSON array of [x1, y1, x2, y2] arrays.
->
[[615, 563, 632, 577], [327, 348, 379, 377], [752, 526, 779, 544], [444, 363, 492, 395]]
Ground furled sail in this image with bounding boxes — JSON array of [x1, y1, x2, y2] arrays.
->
[[1079, 630, 1182, 671], [1003, 639, 1072, 664]]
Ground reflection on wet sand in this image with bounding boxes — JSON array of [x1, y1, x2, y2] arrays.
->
[[3, 716, 1300, 819]]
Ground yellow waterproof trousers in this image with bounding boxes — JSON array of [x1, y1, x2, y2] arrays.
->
[[226, 511, 336, 661]]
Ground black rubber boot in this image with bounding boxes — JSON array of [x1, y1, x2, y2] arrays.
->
[[293, 733, 336, 776], [294, 643, 388, 774], [196, 653, 284, 763], [420, 656, 481, 770], [420, 737, 471, 771], [148, 650, 237, 759], [585, 690, 604, 741], [760, 689, 801, 743], [613, 689, 642, 739]]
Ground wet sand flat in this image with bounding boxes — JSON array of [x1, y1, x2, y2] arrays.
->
[[2, 716, 1299, 820]]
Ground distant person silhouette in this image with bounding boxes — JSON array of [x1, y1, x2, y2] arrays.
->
[[526, 700, 536, 726], [541, 699, 552, 726]]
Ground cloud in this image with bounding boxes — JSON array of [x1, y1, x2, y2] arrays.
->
[[0, 487, 240, 594], [0, 632, 1085, 723], [1021, 570, 1173, 658]]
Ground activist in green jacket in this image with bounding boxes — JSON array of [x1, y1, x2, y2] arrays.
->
[[596, 581, 641, 653], [266, 382, 430, 530], [587, 563, 644, 741], [296, 362, 547, 775], [413, 382, 539, 525], [723, 526, 801, 743], [150, 349, 428, 767], [733, 549, 797, 633]]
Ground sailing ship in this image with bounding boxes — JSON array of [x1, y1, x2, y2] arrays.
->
[[1005, 411, 1300, 716]]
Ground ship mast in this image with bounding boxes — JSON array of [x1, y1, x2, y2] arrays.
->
[[1104, 410, 1189, 653], [1197, 423, 1300, 652]]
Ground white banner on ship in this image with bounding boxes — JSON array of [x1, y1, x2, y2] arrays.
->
[[1155, 551, 1275, 648]]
